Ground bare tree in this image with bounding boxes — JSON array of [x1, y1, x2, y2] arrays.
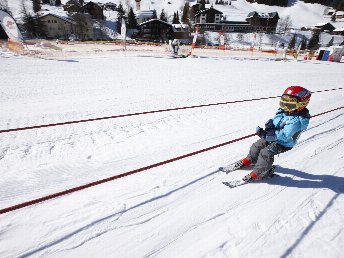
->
[[0, 0, 10, 13], [277, 15, 293, 34]]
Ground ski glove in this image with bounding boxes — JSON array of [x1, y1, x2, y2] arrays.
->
[[256, 126, 266, 139], [264, 119, 275, 130], [264, 119, 277, 142]]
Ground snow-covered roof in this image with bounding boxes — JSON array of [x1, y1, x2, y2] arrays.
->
[[333, 27, 344, 32], [195, 7, 223, 16], [139, 19, 171, 27]]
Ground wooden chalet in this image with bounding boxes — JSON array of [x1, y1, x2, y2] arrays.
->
[[333, 27, 344, 36], [136, 19, 173, 42], [313, 22, 336, 32], [194, 7, 223, 24], [84, 1, 104, 20], [172, 24, 191, 40], [246, 11, 279, 33]]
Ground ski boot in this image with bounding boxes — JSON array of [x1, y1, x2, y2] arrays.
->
[[219, 158, 251, 174]]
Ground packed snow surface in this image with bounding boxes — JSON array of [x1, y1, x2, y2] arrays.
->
[[0, 50, 343, 258]]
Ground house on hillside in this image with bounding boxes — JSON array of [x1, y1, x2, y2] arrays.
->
[[336, 11, 344, 19], [323, 7, 336, 16], [194, 7, 223, 24], [136, 19, 173, 42], [172, 24, 191, 40], [63, 2, 84, 13], [83, 2, 104, 20], [246, 11, 279, 33], [313, 22, 335, 32], [36, 13, 76, 39]]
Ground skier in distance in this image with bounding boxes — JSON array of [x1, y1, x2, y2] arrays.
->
[[220, 86, 312, 182]]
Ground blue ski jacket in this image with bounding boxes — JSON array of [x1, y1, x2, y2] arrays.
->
[[271, 108, 310, 148]]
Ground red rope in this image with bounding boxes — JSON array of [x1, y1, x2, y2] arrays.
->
[[1, 105, 343, 215], [0, 88, 342, 134]]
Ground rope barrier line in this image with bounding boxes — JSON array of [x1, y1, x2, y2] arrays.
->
[[0, 106, 343, 215], [0, 88, 342, 134]]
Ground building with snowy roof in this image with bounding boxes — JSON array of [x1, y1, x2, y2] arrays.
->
[[136, 19, 173, 42], [245, 11, 279, 33], [313, 22, 335, 32]]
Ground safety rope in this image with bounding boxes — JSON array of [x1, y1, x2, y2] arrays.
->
[[0, 88, 342, 134], [0, 106, 343, 215]]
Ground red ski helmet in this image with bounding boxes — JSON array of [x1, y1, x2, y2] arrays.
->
[[280, 86, 311, 113]]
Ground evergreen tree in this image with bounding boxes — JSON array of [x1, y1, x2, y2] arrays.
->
[[127, 7, 138, 29], [55, 0, 62, 6], [21, 2, 45, 38], [176, 11, 180, 23], [152, 9, 157, 19], [116, 3, 125, 33], [288, 33, 297, 49], [199, 0, 206, 10], [326, 36, 334, 47], [160, 9, 167, 22], [331, 14, 336, 22], [181, 2, 190, 23], [340, 39, 344, 46], [307, 32, 320, 50], [299, 35, 307, 50], [42, 0, 50, 4], [172, 12, 178, 24], [32, 0, 41, 13]]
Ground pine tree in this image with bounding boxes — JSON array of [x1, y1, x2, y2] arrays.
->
[[55, 0, 62, 6], [288, 33, 297, 49], [127, 7, 138, 29], [181, 2, 190, 23], [152, 9, 157, 19], [199, 0, 206, 10], [299, 35, 307, 50], [307, 32, 320, 50], [21, 2, 45, 38], [116, 3, 125, 33], [32, 0, 41, 13], [172, 12, 178, 24], [160, 9, 167, 22], [326, 36, 334, 47], [331, 14, 336, 22], [176, 11, 180, 23]]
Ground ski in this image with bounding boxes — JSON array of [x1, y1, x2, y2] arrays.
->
[[222, 180, 249, 188], [222, 165, 279, 189]]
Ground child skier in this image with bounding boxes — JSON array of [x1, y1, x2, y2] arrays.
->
[[220, 86, 312, 182]]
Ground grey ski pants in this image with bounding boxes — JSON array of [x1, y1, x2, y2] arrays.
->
[[247, 139, 291, 178]]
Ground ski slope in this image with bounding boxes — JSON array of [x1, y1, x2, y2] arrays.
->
[[0, 51, 343, 258]]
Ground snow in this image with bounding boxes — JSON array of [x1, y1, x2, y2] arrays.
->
[[0, 46, 344, 257]]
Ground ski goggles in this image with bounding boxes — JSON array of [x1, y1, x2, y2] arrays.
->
[[279, 94, 307, 112]]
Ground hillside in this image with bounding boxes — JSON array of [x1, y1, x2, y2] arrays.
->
[[6, 0, 341, 28]]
